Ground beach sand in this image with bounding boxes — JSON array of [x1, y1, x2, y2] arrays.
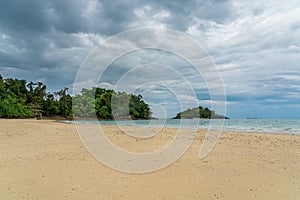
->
[[0, 119, 299, 199]]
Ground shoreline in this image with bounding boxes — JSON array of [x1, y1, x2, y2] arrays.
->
[[1, 119, 300, 199], [59, 118, 300, 136]]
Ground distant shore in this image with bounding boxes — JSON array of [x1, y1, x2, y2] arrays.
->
[[1, 119, 300, 199]]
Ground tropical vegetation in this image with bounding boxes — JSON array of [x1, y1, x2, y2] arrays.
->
[[0, 74, 150, 119]]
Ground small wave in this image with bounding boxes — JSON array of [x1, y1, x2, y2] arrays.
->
[[66, 119, 300, 136]]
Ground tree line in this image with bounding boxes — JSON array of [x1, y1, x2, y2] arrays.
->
[[0, 74, 151, 119]]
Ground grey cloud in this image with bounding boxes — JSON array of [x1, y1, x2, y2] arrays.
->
[[0, 0, 49, 34], [0, 0, 300, 117]]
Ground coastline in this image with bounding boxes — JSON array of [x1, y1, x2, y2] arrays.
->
[[61, 118, 300, 136], [1, 119, 300, 199]]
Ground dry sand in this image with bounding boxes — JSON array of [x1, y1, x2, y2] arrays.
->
[[0, 119, 300, 199]]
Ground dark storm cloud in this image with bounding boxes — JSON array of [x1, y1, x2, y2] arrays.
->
[[0, 0, 236, 90], [0, 0, 236, 35], [0, 0, 93, 90], [163, 0, 236, 27], [0, 0, 49, 33]]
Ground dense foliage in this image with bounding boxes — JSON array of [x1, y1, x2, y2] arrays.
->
[[0, 74, 150, 119], [73, 87, 151, 119], [173, 106, 216, 119], [0, 74, 72, 118]]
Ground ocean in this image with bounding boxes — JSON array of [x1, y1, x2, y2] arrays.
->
[[67, 118, 300, 135]]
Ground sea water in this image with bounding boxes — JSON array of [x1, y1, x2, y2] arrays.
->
[[66, 118, 300, 135]]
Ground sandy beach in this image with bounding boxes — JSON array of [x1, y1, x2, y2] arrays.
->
[[0, 119, 299, 199]]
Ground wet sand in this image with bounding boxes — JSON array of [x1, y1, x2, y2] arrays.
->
[[0, 119, 299, 199]]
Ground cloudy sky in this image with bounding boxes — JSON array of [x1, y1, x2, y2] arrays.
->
[[0, 0, 300, 118]]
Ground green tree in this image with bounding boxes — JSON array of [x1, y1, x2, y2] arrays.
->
[[72, 89, 96, 118], [42, 93, 60, 116], [0, 75, 6, 98], [55, 87, 72, 117]]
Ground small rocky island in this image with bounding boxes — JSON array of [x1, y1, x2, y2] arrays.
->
[[172, 106, 228, 119]]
